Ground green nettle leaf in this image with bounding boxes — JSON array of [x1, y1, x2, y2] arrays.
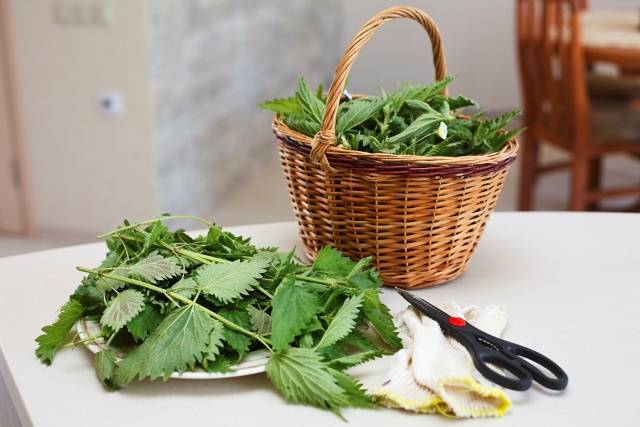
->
[[247, 305, 272, 335], [126, 252, 185, 284], [203, 357, 233, 373], [427, 141, 465, 157], [170, 277, 197, 299], [296, 77, 325, 124], [96, 274, 127, 293], [259, 96, 301, 115], [100, 289, 145, 332], [316, 294, 363, 349], [203, 320, 225, 362], [389, 77, 453, 111], [340, 329, 381, 353], [447, 95, 476, 110], [270, 250, 296, 285], [205, 225, 222, 245], [114, 305, 215, 384], [284, 116, 320, 137], [127, 303, 162, 341], [411, 76, 454, 103], [36, 299, 84, 365], [219, 309, 252, 359], [475, 111, 523, 153], [266, 347, 350, 412], [261, 74, 522, 157], [144, 221, 167, 251], [404, 98, 433, 112], [36, 215, 408, 417], [336, 98, 385, 135], [447, 122, 474, 140], [72, 282, 105, 312], [312, 246, 356, 276], [387, 110, 452, 145], [361, 290, 402, 350], [93, 350, 119, 390], [319, 332, 381, 366], [346, 256, 373, 279], [271, 276, 322, 351], [196, 258, 268, 303], [327, 350, 383, 370], [349, 268, 383, 290], [328, 368, 372, 408], [485, 127, 523, 153]]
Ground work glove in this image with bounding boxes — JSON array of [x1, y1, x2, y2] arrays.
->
[[373, 301, 511, 418]]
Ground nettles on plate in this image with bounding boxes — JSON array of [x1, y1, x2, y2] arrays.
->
[[261, 76, 524, 156], [35, 214, 401, 416]]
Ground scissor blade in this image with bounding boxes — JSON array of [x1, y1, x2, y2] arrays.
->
[[394, 288, 451, 321]]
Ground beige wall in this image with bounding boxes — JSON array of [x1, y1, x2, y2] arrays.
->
[[9, 0, 158, 235], [147, 0, 342, 220], [340, 0, 638, 111], [7, 0, 637, 235]]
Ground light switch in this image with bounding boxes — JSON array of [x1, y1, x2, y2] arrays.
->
[[53, 1, 114, 27]]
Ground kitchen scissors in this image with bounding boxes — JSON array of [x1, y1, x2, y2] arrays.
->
[[396, 288, 569, 391]]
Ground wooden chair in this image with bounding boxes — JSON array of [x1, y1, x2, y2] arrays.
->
[[516, 0, 640, 211]]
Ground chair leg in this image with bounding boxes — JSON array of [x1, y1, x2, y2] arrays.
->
[[517, 135, 539, 211], [570, 151, 590, 211], [587, 158, 602, 211]]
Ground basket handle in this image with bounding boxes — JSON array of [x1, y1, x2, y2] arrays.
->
[[310, 6, 448, 169]]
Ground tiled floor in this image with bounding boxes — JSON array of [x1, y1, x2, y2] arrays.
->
[[0, 145, 637, 427]]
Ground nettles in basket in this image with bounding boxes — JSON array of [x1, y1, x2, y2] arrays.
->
[[261, 76, 524, 156], [35, 215, 401, 416]]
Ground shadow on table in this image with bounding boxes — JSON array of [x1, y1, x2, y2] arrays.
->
[[76, 349, 274, 398], [122, 372, 274, 398]]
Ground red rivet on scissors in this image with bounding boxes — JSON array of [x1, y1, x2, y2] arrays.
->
[[448, 317, 466, 327]]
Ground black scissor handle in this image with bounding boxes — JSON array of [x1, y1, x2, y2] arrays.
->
[[502, 341, 569, 391], [395, 289, 570, 391], [469, 345, 533, 391]]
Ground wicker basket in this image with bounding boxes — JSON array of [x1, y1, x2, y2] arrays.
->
[[272, 6, 518, 288]]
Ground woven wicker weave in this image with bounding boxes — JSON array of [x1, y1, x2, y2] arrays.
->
[[272, 6, 519, 288]]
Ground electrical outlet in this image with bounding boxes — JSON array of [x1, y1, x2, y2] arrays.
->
[[53, 1, 114, 27], [97, 92, 125, 117]]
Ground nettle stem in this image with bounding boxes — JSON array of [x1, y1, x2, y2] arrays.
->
[[64, 334, 104, 348], [76, 267, 272, 351], [294, 275, 357, 294], [110, 237, 230, 266], [96, 215, 214, 239], [168, 246, 229, 265], [256, 285, 273, 299]]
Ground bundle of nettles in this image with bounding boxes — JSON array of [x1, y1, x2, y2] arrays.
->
[[261, 76, 523, 156], [35, 215, 401, 416]]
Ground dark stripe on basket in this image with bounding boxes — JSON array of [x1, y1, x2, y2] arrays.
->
[[276, 135, 516, 178]]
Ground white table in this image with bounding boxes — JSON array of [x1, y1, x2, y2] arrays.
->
[[1, 213, 639, 427]]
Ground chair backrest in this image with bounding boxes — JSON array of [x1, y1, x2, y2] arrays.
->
[[517, 0, 590, 146]]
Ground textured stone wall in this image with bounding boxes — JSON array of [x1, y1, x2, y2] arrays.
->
[[147, 0, 342, 217]]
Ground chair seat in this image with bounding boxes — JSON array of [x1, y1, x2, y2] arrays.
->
[[591, 97, 640, 142], [588, 74, 640, 101]]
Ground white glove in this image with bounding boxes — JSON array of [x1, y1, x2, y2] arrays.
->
[[373, 301, 511, 418], [372, 348, 443, 414]]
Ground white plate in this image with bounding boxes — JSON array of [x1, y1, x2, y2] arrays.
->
[[76, 317, 269, 379]]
